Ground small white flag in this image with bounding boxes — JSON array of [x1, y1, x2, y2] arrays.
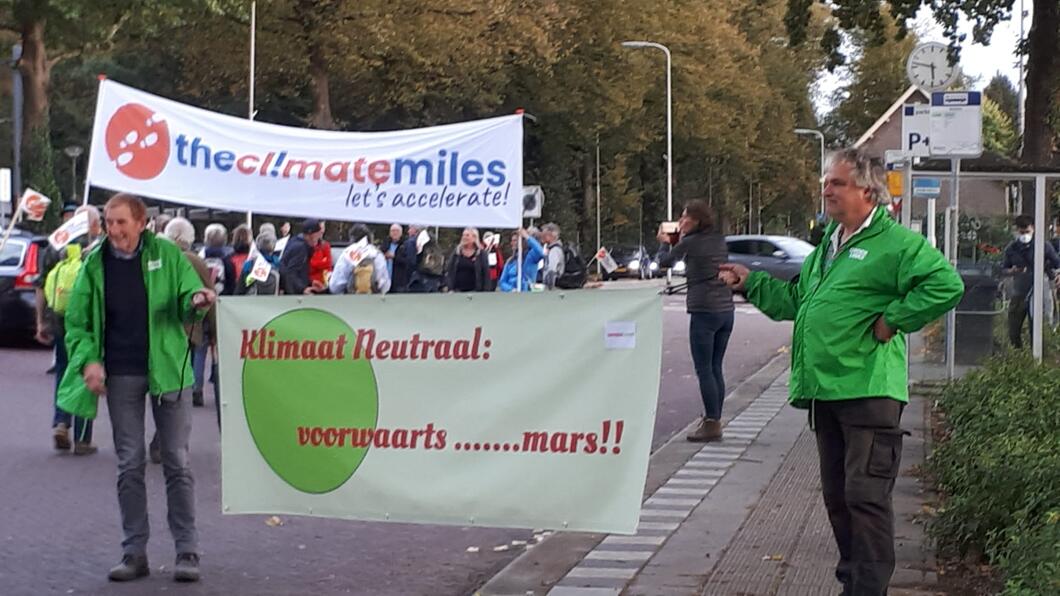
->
[[416, 229, 430, 253], [342, 237, 369, 265], [248, 254, 272, 283], [596, 247, 618, 274], [19, 188, 52, 221], [48, 211, 90, 250]]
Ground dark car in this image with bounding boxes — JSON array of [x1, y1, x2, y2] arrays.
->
[[0, 229, 46, 341], [603, 244, 654, 281], [726, 235, 815, 282]]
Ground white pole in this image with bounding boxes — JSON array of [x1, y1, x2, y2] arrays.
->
[[944, 159, 960, 379], [596, 133, 601, 277], [1032, 174, 1045, 361], [664, 45, 672, 221], [1017, 0, 1026, 136], [817, 132, 825, 214], [516, 229, 524, 293], [246, 0, 256, 231], [747, 180, 753, 234], [927, 197, 937, 248]]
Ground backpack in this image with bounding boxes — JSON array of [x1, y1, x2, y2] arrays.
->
[[346, 249, 382, 294], [419, 241, 446, 277], [245, 269, 280, 296], [203, 255, 227, 294], [555, 244, 587, 289], [44, 243, 83, 315]]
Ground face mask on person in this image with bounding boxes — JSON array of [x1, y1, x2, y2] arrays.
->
[[1018, 233, 1033, 244]]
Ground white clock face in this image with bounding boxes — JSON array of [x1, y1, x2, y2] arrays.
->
[[906, 42, 958, 91]]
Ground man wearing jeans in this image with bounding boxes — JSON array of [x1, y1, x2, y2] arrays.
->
[[721, 149, 963, 595], [57, 194, 216, 583]]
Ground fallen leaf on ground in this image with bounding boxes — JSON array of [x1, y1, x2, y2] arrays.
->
[[265, 515, 283, 527]]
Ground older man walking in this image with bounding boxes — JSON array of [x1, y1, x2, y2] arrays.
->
[[57, 193, 216, 583], [720, 148, 963, 595]]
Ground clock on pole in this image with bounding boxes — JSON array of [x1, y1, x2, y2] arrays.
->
[[906, 42, 959, 91]]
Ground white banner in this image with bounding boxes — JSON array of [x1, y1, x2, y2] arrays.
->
[[217, 290, 662, 534], [85, 80, 524, 228]]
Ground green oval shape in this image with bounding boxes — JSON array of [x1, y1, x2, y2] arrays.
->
[[242, 308, 378, 494]]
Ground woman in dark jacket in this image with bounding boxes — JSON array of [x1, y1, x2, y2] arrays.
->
[[657, 200, 734, 443], [446, 227, 490, 292]]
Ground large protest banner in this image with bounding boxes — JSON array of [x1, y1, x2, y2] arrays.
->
[[217, 289, 662, 534], [84, 80, 523, 228]]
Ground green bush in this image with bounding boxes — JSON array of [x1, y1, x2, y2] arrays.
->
[[928, 350, 1060, 594]]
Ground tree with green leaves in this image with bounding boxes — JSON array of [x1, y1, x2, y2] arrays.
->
[[983, 73, 1019, 128], [785, 0, 1059, 166]]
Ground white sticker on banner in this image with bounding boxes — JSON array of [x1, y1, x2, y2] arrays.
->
[[604, 321, 636, 350], [84, 80, 523, 227]]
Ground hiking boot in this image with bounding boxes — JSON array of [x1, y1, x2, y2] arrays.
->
[[53, 423, 71, 451], [192, 390, 204, 408], [73, 442, 98, 456], [687, 418, 723, 443], [108, 554, 149, 582], [174, 553, 200, 583]]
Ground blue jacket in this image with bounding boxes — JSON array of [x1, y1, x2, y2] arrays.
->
[[499, 236, 544, 292]]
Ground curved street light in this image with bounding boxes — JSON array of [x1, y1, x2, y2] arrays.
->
[[621, 41, 673, 222]]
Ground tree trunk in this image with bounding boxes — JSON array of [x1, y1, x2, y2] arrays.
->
[[306, 39, 336, 130], [19, 17, 49, 139], [581, 153, 594, 252], [1021, 0, 1059, 166]]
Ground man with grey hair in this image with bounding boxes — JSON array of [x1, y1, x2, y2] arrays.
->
[[541, 223, 565, 289], [720, 148, 964, 595]]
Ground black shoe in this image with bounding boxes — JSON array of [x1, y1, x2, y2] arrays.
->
[[174, 552, 200, 582], [108, 554, 149, 582], [192, 390, 204, 407]]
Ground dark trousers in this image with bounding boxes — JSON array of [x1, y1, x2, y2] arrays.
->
[[688, 311, 734, 420], [1008, 299, 1028, 348], [52, 331, 93, 443], [812, 398, 904, 596]]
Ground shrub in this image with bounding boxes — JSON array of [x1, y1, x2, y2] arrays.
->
[[928, 350, 1060, 593]]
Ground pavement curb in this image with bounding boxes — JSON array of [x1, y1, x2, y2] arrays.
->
[[474, 352, 791, 596]]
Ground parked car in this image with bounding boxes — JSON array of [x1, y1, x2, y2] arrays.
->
[[726, 235, 814, 281], [0, 229, 46, 341], [603, 245, 654, 280]]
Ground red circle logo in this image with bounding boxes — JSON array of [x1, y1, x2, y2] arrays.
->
[[105, 103, 170, 180]]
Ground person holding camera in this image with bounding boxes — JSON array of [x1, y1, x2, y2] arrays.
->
[[657, 200, 734, 443]]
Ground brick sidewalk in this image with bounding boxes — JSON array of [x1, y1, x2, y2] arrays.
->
[[480, 371, 940, 596]]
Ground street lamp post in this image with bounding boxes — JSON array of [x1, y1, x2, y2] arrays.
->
[[64, 145, 83, 203], [621, 40, 672, 221], [794, 128, 825, 215]]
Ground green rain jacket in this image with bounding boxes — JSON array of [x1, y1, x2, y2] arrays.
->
[[746, 208, 964, 408], [56, 231, 206, 419]]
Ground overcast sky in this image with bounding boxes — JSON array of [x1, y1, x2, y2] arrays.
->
[[815, 3, 1032, 114]]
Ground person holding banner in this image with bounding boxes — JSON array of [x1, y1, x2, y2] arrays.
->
[[239, 231, 282, 295], [391, 224, 421, 293], [498, 228, 544, 292], [656, 200, 734, 442], [385, 223, 403, 278], [56, 193, 216, 583], [36, 204, 103, 455]]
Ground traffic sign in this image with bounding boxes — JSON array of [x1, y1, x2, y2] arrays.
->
[[930, 92, 982, 157], [912, 177, 941, 198], [901, 104, 931, 158]]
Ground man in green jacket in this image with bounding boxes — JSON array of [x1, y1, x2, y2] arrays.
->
[[57, 193, 215, 583], [720, 148, 963, 595]]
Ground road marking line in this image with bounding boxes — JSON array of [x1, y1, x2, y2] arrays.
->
[[656, 487, 710, 496], [645, 497, 702, 507], [585, 550, 655, 563], [566, 567, 639, 580], [640, 508, 691, 519], [638, 521, 681, 531], [601, 535, 667, 546]]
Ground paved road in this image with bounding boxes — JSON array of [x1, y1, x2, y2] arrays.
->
[[0, 289, 790, 595]]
